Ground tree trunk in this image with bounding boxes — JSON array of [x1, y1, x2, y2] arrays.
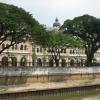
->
[[55, 59, 59, 67], [86, 52, 94, 67]]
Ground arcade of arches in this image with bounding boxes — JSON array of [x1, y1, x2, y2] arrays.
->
[[0, 56, 85, 67]]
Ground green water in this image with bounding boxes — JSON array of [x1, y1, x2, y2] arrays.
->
[[29, 89, 100, 100]]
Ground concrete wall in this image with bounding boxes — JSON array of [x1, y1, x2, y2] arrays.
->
[[0, 73, 100, 85], [0, 67, 100, 76], [0, 67, 100, 85]]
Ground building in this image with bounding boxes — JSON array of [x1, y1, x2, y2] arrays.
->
[[0, 40, 33, 67], [0, 19, 100, 68], [0, 19, 100, 85], [0, 19, 86, 67]]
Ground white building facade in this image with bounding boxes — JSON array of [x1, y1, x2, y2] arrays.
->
[[0, 19, 100, 67]]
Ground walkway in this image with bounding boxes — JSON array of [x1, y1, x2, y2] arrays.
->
[[83, 95, 100, 100], [0, 79, 100, 93]]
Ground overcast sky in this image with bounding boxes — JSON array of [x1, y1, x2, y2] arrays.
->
[[0, 0, 100, 27]]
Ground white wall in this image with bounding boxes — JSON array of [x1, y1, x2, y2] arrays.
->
[[0, 67, 100, 76]]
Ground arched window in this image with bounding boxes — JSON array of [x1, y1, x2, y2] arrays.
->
[[20, 45, 23, 50], [61, 59, 66, 67], [24, 45, 27, 50], [20, 57, 27, 66], [40, 47, 42, 52], [70, 59, 74, 66], [11, 57, 17, 67], [15, 44, 17, 50], [37, 48, 39, 52], [2, 56, 8, 67], [70, 50, 72, 54], [2, 44, 5, 49], [73, 50, 75, 54], [49, 59, 54, 67], [61, 49, 63, 53], [37, 58, 42, 66], [6, 44, 9, 50], [6, 44, 9, 47], [64, 49, 66, 53]]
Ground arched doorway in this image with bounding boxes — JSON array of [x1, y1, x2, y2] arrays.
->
[[81, 59, 84, 67], [37, 58, 42, 67], [49, 59, 54, 67], [61, 59, 66, 67], [2, 56, 8, 67], [76, 60, 80, 67], [32, 59, 35, 66], [20, 57, 27, 67], [70, 59, 74, 67], [11, 57, 17, 67], [55, 59, 59, 67]]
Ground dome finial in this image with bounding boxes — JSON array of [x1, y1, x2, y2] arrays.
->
[[55, 18, 58, 22]]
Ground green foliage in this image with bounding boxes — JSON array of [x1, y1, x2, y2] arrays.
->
[[32, 53, 37, 60], [32, 25, 50, 48], [46, 32, 83, 48], [33, 29, 83, 48], [61, 14, 100, 66], [0, 3, 40, 53], [33, 30, 83, 66]]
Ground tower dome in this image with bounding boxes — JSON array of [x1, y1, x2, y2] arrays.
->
[[53, 18, 60, 32], [53, 18, 60, 27]]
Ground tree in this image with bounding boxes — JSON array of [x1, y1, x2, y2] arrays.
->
[[0, 3, 40, 53], [61, 14, 100, 66], [48, 32, 83, 67], [33, 30, 82, 67], [31, 25, 50, 48]]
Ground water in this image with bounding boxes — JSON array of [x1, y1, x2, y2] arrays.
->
[[26, 89, 100, 100]]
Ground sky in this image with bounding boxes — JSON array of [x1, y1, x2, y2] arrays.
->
[[0, 0, 100, 27]]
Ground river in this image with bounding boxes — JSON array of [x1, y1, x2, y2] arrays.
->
[[30, 89, 100, 100]]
